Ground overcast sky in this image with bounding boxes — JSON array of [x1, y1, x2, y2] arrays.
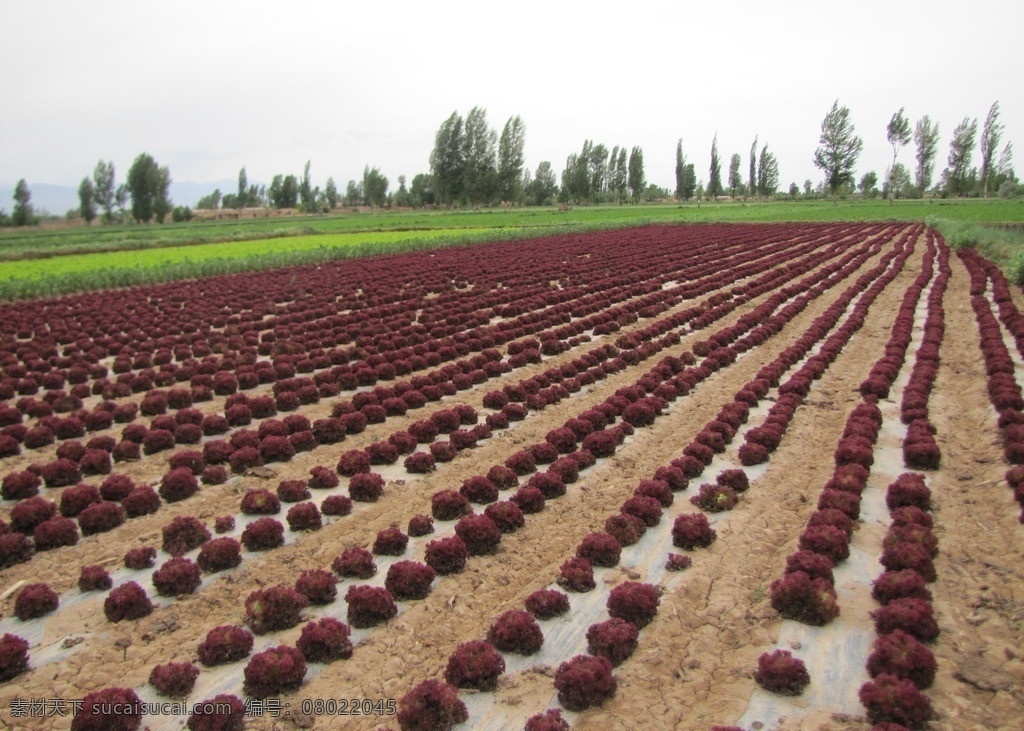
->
[[2, 0, 1022, 202]]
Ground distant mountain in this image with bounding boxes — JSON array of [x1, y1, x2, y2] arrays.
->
[[0, 179, 237, 218]]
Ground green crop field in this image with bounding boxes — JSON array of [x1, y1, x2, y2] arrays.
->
[[2, 198, 1023, 301]]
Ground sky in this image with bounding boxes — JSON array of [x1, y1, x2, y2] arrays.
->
[[2, 0, 1022, 208]]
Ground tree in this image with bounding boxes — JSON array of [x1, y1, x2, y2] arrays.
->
[[942, 116, 978, 197], [708, 134, 722, 199], [886, 108, 911, 203], [749, 136, 758, 198], [528, 161, 558, 205], [93, 160, 118, 224], [196, 189, 222, 210], [78, 177, 97, 224], [884, 163, 912, 199], [269, 174, 299, 208], [859, 171, 878, 199], [410, 173, 434, 207], [498, 115, 526, 204], [343, 180, 362, 207], [813, 100, 863, 203], [237, 167, 248, 209], [680, 163, 697, 201], [324, 177, 339, 210], [628, 146, 645, 203], [757, 145, 779, 197], [362, 166, 389, 208], [12, 179, 32, 226], [299, 160, 318, 212], [588, 143, 609, 203], [979, 101, 1004, 197], [803, 179, 813, 196], [430, 111, 466, 205], [126, 153, 171, 223], [788, 182, 800, 198], [913, 116, 940, 194], [610, 146, 628, 203], [462, 107, 497, 205], [728, 153, 743, 197], [675, 140, 685, 199]]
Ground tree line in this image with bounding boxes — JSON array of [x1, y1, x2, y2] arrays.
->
[[2, 100, 1019, 227]]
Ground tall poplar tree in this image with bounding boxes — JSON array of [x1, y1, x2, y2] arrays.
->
[[708, 134, 722, 199], [812, 100, 863, 203]]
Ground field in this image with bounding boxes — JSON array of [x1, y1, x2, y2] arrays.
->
[[1, 221, 1024, 731]]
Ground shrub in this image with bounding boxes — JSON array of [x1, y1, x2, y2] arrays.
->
[[754, 649, 810, 695], [404, 451, 436, 473], [858, 673, 933, 729], [557, 556, 596, 592], [345, 585, 397, 628], [872, 598, 939, 643], [186, 694, 246, 731], [665, 553, 693, 571], [525, 588, 570, 619], [245, 585, 308, 634], [197, 625, 254, 665], [576, 532, 622, 568], [386, 560, 436, 600], [103, 581, 154, 622], [431, 489, 471, 520], [349, 472, 386, 502], [15, 582, 60, 620], [455, 514, 502, 555], [529, 471, 567, 499], [604, 512, 646, 546], [425, 536, 469, 575], [769, 571, 840, 626], [484, 500, 525, 533], [396, 679, 468, 731], [332, 547, 376, 578], [337, 449, 371, 476], [587, 617, 639, 666], [785, 550, 835, 583], [286, 502, 322, 532], [691, 483, 739, 512], [277, 479, 310, 503], [124, 545, 157, 569], [11, 496, 58, 533], [672, 513, 717, 549], [244, 644, 306, 699], [321, 494, 353, 517], [294, 568, 337, 605], [59, 482, 102, 518], [197, 537, 242, 573], [241, 517, 285, 551], [149, 661, 200, 698], [524, 709, 570, 731], [444, 639, 506, 692], [886, 473, 931, 511], [162, 515, 211, 556], [373, 525, 409, 555], [78, 501, 126, 536], [488, 609, 543, 654], [78, 564, 113, 592], [0, 633, 30, 682], [1, 471, 41, 500], [297, 617, 353, 663], [799, 524, 851, 563], [240, 488, 280, 515], [871, 570, 932, 605], [152, 557, 202, 596], [879, 542, 937, 583], [159, 468, 200, 503], [511, 485, 545, 514], [553, 654, 616, 711], [607, 581, 660, 628], [71, 687, 143, 731], [620, 495, 662, 526], [401, 515, 432, 539]]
